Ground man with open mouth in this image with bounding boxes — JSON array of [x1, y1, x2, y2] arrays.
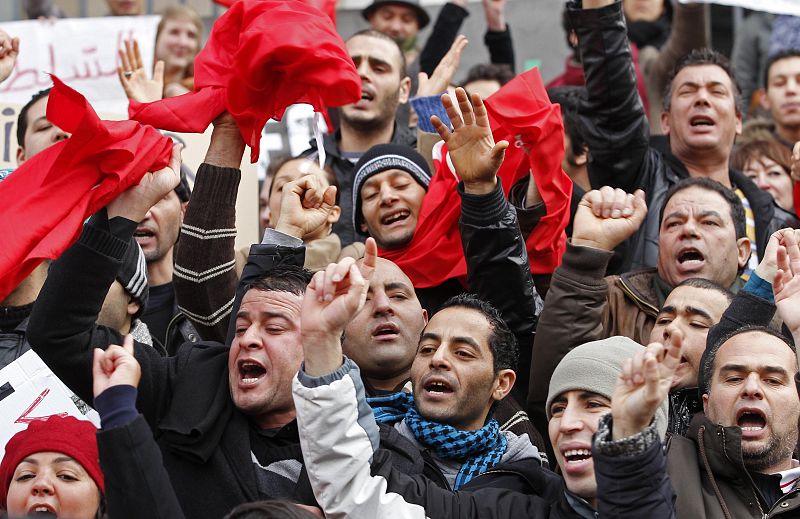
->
[[530, 177, 751, 444], [569, 0, 794, 277]]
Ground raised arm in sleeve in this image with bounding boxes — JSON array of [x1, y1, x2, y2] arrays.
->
[[570, 1, 651, 192]]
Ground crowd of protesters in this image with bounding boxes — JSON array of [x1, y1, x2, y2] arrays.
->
[[3, 0, 800, 517]]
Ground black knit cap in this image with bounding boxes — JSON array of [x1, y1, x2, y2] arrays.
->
[[361, 0, 430, 29], [352, 143, 431, 234]]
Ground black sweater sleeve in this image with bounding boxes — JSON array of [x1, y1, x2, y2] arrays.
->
[[27, 212, 177, 426], [418, 2, 469, 76]]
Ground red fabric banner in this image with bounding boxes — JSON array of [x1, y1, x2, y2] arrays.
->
[[379, 68, 572, 288], [0, 76, 174, 301], [130, 0, 359, 163], [212, 0, 337, 24]]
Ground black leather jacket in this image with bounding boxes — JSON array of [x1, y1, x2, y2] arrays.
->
[[569, 1, 794, 273]]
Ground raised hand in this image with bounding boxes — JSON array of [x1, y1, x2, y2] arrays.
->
[[611, 331, 683, 440], [274, 174, 337, 241], [300, 239, 377, 376], [92, 335, 142, 398], [118, 39, 165, 103], [431, 87, 508, 194], [755, 228, 798, 284], [107, 143, 183, 222], [482, 0, 507, 32], [774, 230, 800, 339], [0, 30, 19, 84], [417, 35, 468, 98], [571, 187, 648, 251]]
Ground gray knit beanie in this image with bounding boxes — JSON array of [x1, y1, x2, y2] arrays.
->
[[546, 336, 669, 439]]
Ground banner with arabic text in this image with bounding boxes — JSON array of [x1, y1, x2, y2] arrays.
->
[[0, 16, 158, 115], [679, 0, 800, 16]]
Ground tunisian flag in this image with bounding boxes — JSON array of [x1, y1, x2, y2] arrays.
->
[[379, 68, 572, 288], [0, 77, 174, 301], [212, 0, 338, 24], [129, 0, 360, 163]]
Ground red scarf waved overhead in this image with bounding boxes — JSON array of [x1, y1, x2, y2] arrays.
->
[[0, 77, 174, 301], [129, 0, 360, 163], [212, 0, 338, 24], [379, 68, 572, 288]]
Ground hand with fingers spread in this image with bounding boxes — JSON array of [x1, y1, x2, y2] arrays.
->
[[274, 174, 338, 242], [118, 39, 165, 103], [431, 87, 508, 195], [107, 143, 183, 222], [417, 35, 468, 98], [774, 230, 800, 338], [571, 187, 648, 251], [92, 335, 142, 398], [612, 332, 683, 440], [0, 30, 19, 84], [301, 239, 378, 376]]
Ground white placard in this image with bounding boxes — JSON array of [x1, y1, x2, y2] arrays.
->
[[0, 16, 159, 114], [0, 350, 100, 461], [679, 0, 800, 16]]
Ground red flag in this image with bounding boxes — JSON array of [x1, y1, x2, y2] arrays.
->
[[0, 77, 174, 301], [130, 0, 359, 163], [212, 0, 337, 24], [378, 69, 572, 288]]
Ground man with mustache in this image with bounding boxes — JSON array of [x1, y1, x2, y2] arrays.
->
[[529, 177, 750, 444]]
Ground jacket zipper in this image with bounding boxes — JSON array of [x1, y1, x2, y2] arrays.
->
[[618, 277, 659, 316]]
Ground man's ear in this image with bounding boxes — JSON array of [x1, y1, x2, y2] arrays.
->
[[421, 308, 428, 325], [399, 76, 412, 105], [327, 205, 342, 225], [736, 237, 752, 269], [575, 145, 588, 167], [360, 222, 369, 234], [492, 369, 516, 402], [127, 297, 140, 318], [16, 146, 25, 165], [759, 88, 770, 112], [702, 393, 709, 415], [180, 201, 188, 220], [661, 111, 671, 136]]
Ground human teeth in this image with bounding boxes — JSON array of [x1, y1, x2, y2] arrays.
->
[[742, 426, 764, 431], [242, 377, 260, 383], [564, 449, 591, 458]]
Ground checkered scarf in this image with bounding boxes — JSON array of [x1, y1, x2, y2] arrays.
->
[[366, 391, 508, 489]]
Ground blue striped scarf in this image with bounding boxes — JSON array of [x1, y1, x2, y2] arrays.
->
[[367, 392, 507, 489]]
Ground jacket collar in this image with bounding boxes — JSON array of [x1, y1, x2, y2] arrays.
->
[[618, 268, 659, 317]]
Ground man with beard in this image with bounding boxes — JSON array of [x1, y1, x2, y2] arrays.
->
[[303, 29, 414, 246], [529, 178, 750, 446]]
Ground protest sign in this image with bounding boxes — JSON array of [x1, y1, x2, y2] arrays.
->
[[0, 351, 99, 460], [679, 0, 800, 16], [0, 16, 159, 115]]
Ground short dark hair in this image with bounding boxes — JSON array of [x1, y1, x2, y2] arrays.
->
[[437, 294, 518, 373], [660, 177, 746, 240], [674, 278, 734, 306], [346, 29, 407, 78], [699, 325, 796, 396], [461, 63, 515, 89], [764, 49, 800, 91], [547, 86, 588, 159], [662, 48, 743, 114], [17, 88, 51, 146], [224, 500, 320, 519], [246, 264, 313, 298]]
